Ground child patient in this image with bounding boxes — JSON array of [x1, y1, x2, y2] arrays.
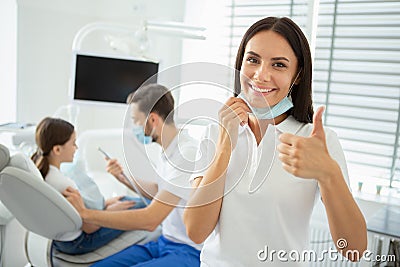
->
[[31, 117, 145, 255]]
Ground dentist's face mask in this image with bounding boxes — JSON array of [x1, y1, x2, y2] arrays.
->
[[238, 71, 301, 120], [130, 104, 156, 145], [132, 125, 153, 145]]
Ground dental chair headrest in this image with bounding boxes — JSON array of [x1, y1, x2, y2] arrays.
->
[[9, 153, 43, 180], [0, 144, 42, 180], [0, 144, 10, 171]]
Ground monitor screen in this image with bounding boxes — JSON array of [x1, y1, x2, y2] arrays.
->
[[71, 53, 159, 104]]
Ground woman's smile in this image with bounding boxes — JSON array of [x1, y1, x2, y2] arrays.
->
[[248, 82, 278, 96]]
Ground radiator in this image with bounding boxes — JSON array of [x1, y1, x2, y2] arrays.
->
[[369, 234, 399, 267], [309, 227, 399, 267]]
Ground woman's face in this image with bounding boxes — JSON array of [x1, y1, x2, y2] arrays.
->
[[240, 30, 299, 109], [60, 131, 77, 163]]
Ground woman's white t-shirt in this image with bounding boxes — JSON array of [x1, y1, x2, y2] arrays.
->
[[192, 116, 349, 267], [45, 165, 82, 241]]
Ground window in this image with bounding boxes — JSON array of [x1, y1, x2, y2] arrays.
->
[[194, 0, 400, 191], [225, 0, 311, 67], [314, 0, 400, 191]]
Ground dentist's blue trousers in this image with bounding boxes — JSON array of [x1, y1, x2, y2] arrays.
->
[[91, 235, 200, 267]]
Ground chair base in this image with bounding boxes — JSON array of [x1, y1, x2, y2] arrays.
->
[[26, 228, 162, 267]]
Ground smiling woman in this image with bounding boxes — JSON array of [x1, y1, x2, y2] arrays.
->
[[240, 31, 299, 102], [237, 30, 302, 123], [183, 16, 367, 266], [233, 17, 313, 125], [218, 0, 400, 191]]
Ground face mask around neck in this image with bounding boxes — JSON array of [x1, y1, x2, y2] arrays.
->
[[238, 94, 293, 120]]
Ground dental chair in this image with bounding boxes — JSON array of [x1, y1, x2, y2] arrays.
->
[[0, 143, 160, 266]]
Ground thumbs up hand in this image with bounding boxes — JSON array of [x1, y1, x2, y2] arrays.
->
[[277, 107, 339, 181], [310, 106, 326, 141]]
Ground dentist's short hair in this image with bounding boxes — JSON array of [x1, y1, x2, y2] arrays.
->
[[127, 83, 175, 124]]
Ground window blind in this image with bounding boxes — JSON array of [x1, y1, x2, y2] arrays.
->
[[313, 0, 400, 188], [225, 0, 310, 67], [225, 0, 400, 188]]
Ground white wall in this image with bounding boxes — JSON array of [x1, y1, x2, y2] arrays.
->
[[0, 0, 17, 124], [16, 0, 186, 132]]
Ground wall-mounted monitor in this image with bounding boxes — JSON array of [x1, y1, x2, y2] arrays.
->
[[70, 52, 159, 105]]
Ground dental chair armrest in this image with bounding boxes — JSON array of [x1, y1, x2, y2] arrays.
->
[[0, 167, 82, 240]]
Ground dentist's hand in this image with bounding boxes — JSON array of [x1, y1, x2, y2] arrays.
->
[[63, 187, 86, 215], [218, 97, 250, 151], [277, 107, 340, 182]]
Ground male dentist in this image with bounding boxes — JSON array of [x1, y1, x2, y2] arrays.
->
[[64, 83, 202, 267]]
